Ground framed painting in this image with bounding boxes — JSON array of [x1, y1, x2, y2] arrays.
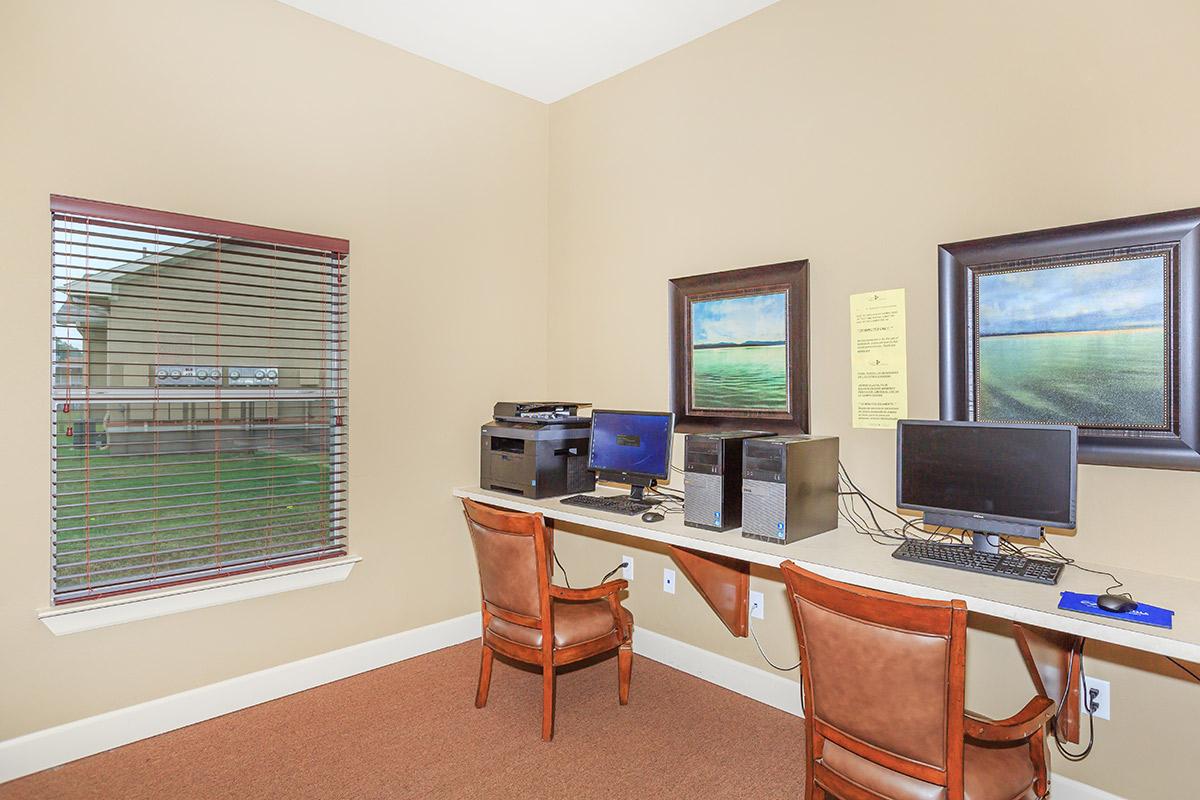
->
[[939, 207, 1200, 470], [669, 260, 810, 434]]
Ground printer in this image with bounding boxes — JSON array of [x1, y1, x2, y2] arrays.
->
[[480, 402, 596, 499]]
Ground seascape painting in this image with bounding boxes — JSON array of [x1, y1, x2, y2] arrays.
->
[[690, 292, 788, 411], [975, 256, 1168, 428]]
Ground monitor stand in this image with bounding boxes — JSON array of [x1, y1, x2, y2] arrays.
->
[[627, 480, 656, 502], [968, 528, 1045, 554], [593, 471, 662, 503], [970, 531, 1002, 554]]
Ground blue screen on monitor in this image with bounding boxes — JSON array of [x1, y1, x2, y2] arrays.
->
[[588, 411, 673, 480]]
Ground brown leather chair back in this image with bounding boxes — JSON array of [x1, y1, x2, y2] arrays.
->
[[462, 498, 552, 623], [781, 560, 968, 794]]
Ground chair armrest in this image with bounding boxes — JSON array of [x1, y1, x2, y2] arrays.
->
[[964, 696, 1056, 743], [549, 579, 628, 601], [550, 580, 631, 642]]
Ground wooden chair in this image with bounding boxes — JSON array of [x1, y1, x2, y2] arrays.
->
[[780, 561, 1055, 800], [462, 498, 634, 740]]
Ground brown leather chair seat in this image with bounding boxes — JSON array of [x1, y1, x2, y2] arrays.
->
[[821, 738, 1038, 800], [489, 600, 634, 649]]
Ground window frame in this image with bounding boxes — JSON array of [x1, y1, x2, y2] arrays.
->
[[49, 195, 350, 605]]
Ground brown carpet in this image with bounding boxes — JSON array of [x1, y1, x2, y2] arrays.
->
[[2, 641, 804, 799]]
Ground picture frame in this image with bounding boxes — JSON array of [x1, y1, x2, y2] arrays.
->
[[669, 260, 810, 435], [939, 207, 1200, 470]]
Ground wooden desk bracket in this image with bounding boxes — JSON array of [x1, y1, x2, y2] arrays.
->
[[669, 546, 750, 637], [1013, 623, 1083, 744]]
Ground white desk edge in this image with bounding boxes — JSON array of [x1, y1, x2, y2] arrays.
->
[[453, 485, 1200, 665]]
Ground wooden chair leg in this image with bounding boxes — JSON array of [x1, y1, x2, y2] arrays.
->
[[541, 664, 556, 741], [805, 770, 821, 800], [1031, 728, 1050, 798], [475, 644, 494, 708], [618, 644, 632, 705]]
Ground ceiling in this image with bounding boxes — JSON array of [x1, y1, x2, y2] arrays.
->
[[278, 0, 780, 104]]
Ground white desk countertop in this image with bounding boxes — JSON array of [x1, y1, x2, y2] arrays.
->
[[453, 485, 1200, 664]]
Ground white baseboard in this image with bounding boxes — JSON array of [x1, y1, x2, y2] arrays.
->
[[0, 616, 1125, 800], [0, 611, 482, 784], [1050, 775, 1127, 800], [633, 627, 805, 717]]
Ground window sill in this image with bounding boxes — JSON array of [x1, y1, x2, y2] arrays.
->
[[37, 555, 361, 635]]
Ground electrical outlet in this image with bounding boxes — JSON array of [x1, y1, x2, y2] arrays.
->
[[1082, 675, 1110, 720], [750, 590, 765, 619], [621, 555, 634, 581], [663, 568, 676, 594]]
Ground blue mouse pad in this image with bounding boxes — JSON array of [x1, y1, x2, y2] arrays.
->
[[1059, 592, 1174, 629]]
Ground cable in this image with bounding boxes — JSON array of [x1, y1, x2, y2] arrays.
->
[[747, 599, 799, 671], [837, 472, 899, 545], [839, 460, 911, 526], [839, 465, 889, 534], [836, 463, 950, 546], [1042, 540, 1130, 598], [1167, 656, 1200, 684], [899, 518, 961, 544], [836, 462, 944, 545], [649, 486, 685, 514], [650, 487, 685, 506], [601, 562, 628, 584], [1052, 643, 1095, 762], [1004, 536, 1131, 598], [552, 550, 571, 588]]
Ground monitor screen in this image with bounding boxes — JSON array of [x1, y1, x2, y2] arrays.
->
[[897, 421, 1076, 527], [588, 410, 674, 481]]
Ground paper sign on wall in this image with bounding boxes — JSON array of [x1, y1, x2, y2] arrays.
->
[[850, 288, 908, 429]]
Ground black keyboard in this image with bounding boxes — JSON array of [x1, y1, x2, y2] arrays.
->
[[891, 539, 1064, 585], [559, 494, 654, 516]]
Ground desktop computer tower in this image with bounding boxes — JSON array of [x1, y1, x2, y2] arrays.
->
[[682, 431, 771, 531], [742, 435, 839, 544]]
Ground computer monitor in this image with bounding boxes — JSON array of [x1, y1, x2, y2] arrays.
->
[[588, 410, 675, 500], [896, 420, 1077, 552]]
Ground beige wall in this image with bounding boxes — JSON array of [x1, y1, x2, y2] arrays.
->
[[5, 0, 1200, 796], [547, 1, 1200, 796], [0, 0, 548, 738]]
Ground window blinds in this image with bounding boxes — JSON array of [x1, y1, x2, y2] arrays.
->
[[50, 196, 349, 604]]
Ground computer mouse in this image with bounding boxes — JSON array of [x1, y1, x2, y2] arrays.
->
[[1096, 593, 1138, 614], [641, 511, 665, 523]]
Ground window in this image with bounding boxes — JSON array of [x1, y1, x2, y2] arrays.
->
[[50, 196, 348, 604]]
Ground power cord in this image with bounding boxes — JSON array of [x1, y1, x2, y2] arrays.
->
[[839, 460, 912, 528], [552, 550, 571, 588], [1053, 642, 1095, 761], [649, 486, 685, 514], [653, 483, 684, 499], [747, 597, 800, 672], [999, 536, 1133, 600], [601, 561, 629, 584], [1167, 656, 1200, 684], [837, 463, 958, 545]]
